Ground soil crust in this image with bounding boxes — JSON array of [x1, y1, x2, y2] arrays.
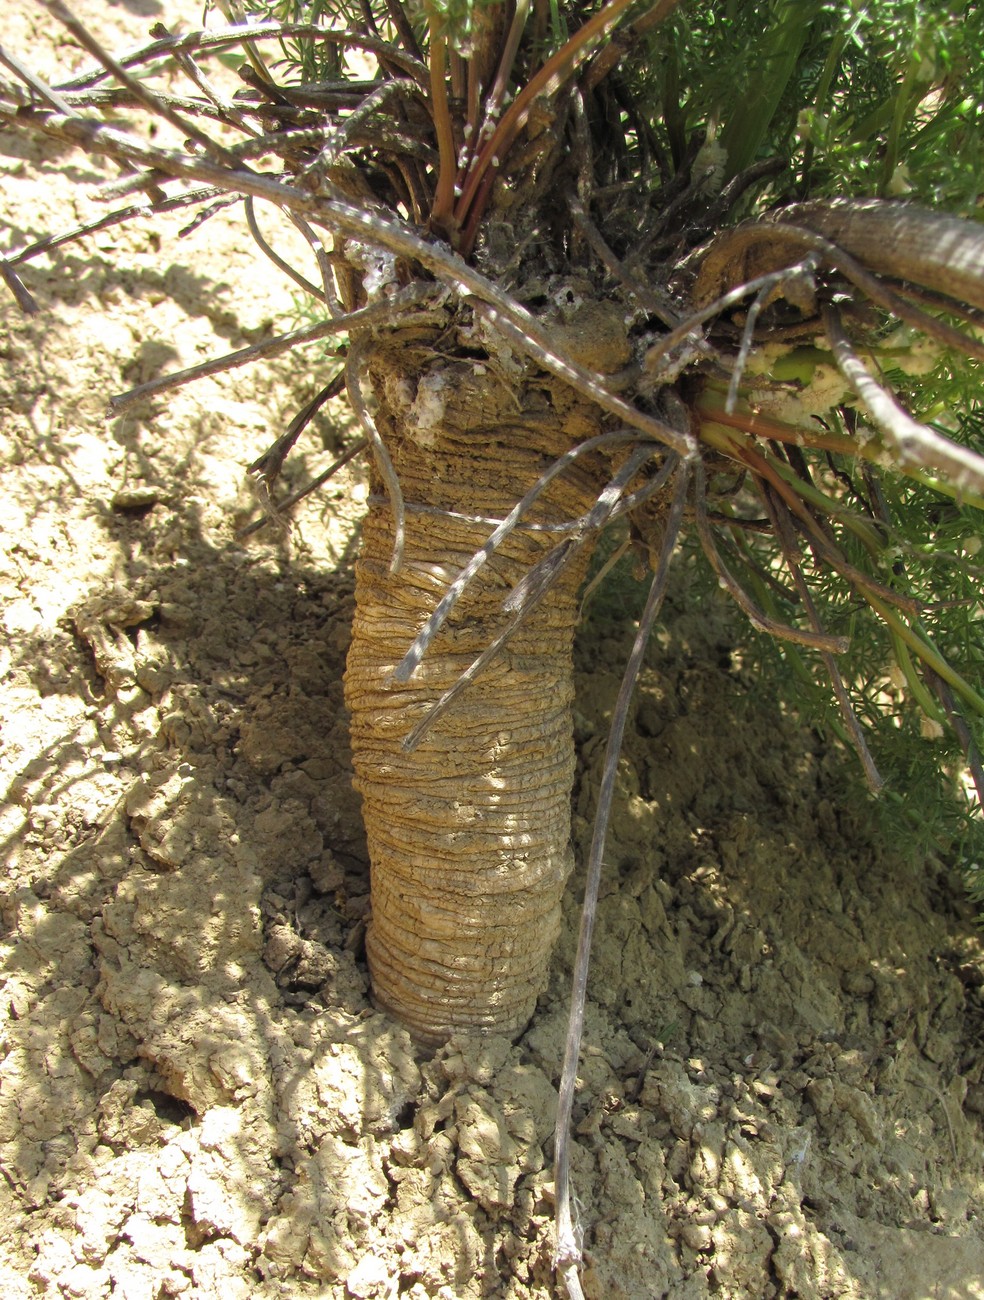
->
[[2, 6, 983, 1297]]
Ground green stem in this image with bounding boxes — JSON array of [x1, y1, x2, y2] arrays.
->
[[813, 28, 847, 119], [661, 24, 686, 168], [866, 596, 984, 717], [697, 388, 860, 455], [890, 632, 946, 722], [800, 27, 846, 190], [717, 0, 822, 180], [699, 421, 886, 552], [700, 386, 984, 515], [879, 58, 919, 197]]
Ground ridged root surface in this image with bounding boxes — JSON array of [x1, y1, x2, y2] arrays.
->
[[344, 347, 605, 1042]]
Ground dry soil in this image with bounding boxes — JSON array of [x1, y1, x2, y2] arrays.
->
[[1, 5, 983, 1298]]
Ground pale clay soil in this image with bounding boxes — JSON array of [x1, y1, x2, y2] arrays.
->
[[1, 4, 984, 1298]]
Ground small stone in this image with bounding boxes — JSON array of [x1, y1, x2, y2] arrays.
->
[[111, 485, 162, 511], [309, 853, 345, 894], [964, 1083, 984, 1115], [346, 1250, 392, 1297], [264, 924, 302, 973], [680, 1222, 713, 1252]]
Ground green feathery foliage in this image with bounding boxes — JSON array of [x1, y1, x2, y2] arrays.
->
[[631, 0, 984, 209]]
